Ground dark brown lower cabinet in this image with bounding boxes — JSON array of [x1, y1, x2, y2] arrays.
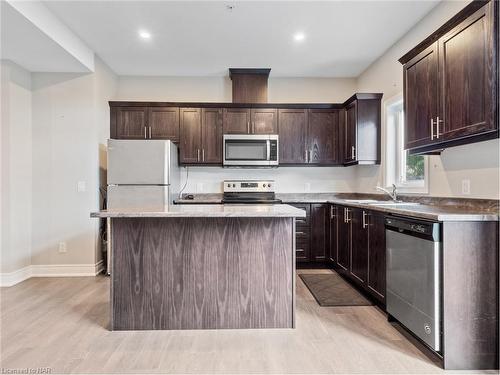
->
[[367, 212, 386, 302], [291, 203, 329, 263], [350, 208, 369, 285], [336, 206, 351, 274], [311, 204, 329, 261], [329, 204, 386, 303]]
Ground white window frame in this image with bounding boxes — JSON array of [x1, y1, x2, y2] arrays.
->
[[383, 93, 429, 194]]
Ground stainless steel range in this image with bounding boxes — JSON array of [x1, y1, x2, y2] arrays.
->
[[222, 180, 282, 204]]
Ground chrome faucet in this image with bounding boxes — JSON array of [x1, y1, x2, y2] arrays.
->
[[376, 184, 400, 202]]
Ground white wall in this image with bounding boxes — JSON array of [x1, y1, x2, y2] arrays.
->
[[1, 60, 32, 274], [356, 0, 499, 199], [30, 57, 116, 268]]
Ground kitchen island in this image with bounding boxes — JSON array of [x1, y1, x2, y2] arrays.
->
[[91, 204, 305, 330]]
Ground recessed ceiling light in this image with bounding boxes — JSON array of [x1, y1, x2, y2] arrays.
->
[[138, 30, 151, 40], [294, 32, 305, 42]]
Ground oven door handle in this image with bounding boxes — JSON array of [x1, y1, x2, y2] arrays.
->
[[266, 140, 271, 161]]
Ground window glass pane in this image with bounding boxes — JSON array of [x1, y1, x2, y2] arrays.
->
[[405, 153, 425, 181]]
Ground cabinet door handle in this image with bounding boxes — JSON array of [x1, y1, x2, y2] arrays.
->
[[362, 211, 368, 229], [430, 118, 435, 140], [144, 126, 147, 139], [252, 122, 255, 133], [202, 149, 205, 162], [351, 146, 355, 160], [346, 208, 351, 223], [436, 116, 442, 139], [305, 150, 308, 162], [343, 208, 347, 223], [247, 121, 250, 134], [296, 231, 306, 235], [197, 149, 200, 162], [330, 206, 335, 219], [148, 126, 152, 139]]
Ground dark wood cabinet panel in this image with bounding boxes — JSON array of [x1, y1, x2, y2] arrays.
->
[[148, 107, 179, 141], [251, 108, 277, 134], [350, 208, 369, 285], [223, 108, 251, 134], [367, 211, 386, 302], [400, 0, 498, 154], [328, 205, 337, 264], [201, 108, 223, 164], [114, 107, 147, 139], [291, 204, 311, 263], [311, 204, 329, 261], [307, 110, 339, 164], [337, 206, 351, 273], [179, 108, 202, 164], [439, 2, 495, 140], [403, 43, 439, 149], [344, 102, 357, 162], [278, 109, 307, 164]]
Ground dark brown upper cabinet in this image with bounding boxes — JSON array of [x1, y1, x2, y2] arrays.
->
[[278, 109, 307, 164], [148, 107, 179, 141], [180, 108, 223, 164], [223, 108, 251, 134], [251, 108, 278, 134], [223, 108, 277, 134], [403, 43, 440, 150], [307, 109, 339, 165], [201, 108, 223, 164], [343, 94, 382, 166], [400, 0, 498, 154], [112, 106, 148, 139], [179, 108, 202, 164], [111, 106, 180, 141]]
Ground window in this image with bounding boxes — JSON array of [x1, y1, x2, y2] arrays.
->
[[384, 96, 428, 193]]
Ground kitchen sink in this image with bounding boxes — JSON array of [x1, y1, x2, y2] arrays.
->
[[343, 199, 381, 204]]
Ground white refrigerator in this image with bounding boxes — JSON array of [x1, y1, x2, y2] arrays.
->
[[107, 139, 180, 209]]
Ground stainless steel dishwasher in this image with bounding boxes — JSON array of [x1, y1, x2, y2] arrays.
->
[[385, 216, 442, 352]]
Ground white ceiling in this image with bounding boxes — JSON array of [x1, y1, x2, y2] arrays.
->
[[42, 0, 440, 77], [1, 1, 92, 73]]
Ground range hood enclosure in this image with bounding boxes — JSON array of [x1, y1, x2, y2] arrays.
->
[[229, 68, 271, 103]]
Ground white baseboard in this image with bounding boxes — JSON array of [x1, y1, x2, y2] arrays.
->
[[0, 260, 104, 287]]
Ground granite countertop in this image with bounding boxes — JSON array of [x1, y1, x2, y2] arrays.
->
[[90, 204, 306, 218], [174, 193, 499, 222]]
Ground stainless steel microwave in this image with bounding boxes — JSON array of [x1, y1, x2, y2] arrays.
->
[[223, 134, 279, 167]]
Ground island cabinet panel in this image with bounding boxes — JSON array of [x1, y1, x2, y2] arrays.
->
[[278, 109, 307, 164], [111, 217, 294, 330], [400, 0, 498, 154], [179, 108, 202, 163], [367, 211, 386, 302], [148, 107, 180, 141], [251, 108, 278, 134], [403, 43, 439, 150], [439, 2, 495, 140], [336, 206, 351, 274], [113, 106, 148, 139], [307, 110, 339, 165], [310, 204, 329, 261], [201, 108, 223, 164], [223, 108, 251, 134], [350, 208, 369, 285]]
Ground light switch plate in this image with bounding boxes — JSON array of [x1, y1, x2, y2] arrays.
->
[[461, 179, 471, 195], [58, 242, 67, 253], [77, 181, 86, 192]]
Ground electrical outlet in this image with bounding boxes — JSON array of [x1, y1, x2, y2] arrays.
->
[[304, 183, 311, 192], [461, 179, 471, 195], [196, 183, 204, 193], [77, 181, 86, 192], [58, 242, 67, 253]]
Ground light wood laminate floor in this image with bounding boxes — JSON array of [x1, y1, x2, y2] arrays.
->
[[1, 269, 494, 374]]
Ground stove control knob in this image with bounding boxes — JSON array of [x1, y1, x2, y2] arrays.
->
[[232, 184, 236, 188], [227, 184, 231, 187], [263, 184, 266, 188], [268, 183, 272, 188]]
